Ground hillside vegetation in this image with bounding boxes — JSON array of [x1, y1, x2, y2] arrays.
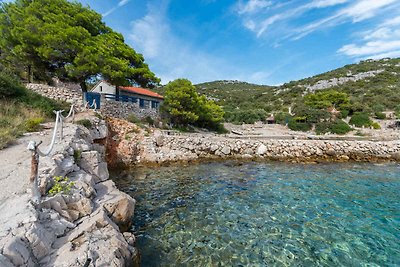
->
[[0, 69, 67, 148], [194, 58, 400, 127]]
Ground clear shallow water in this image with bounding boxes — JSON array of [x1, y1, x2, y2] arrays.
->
[[112, 162, 400, 267]]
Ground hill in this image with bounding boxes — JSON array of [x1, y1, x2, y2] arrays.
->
[[194, 58, 400, 124]]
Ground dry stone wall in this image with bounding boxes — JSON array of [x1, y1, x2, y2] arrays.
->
[[26, 83, 84, 106], [137, 132, 400, 164], [100, 98, 160, 120]]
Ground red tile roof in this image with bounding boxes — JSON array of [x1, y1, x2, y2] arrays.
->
[[120, 86, 164, 99]]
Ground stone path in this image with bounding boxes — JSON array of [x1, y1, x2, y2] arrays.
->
[[0, 130, 51, 202]]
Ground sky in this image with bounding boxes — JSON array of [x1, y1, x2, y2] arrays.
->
[[76, 0, 400, 85]]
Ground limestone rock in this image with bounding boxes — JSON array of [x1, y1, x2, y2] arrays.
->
[[256, 144, 267, 155], [95, 180, 135, 232], [221, 146, 231, 155], [0, 254, 15, 267], [79, 151, 109, 182], [2, 237, 31, 266]]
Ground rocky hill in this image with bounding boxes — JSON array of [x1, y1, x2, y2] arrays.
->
[[195, 58, 400, 117]]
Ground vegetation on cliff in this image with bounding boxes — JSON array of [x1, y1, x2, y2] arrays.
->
[[190, 58, 400, 132]]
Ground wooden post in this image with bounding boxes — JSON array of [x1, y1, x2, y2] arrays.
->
[[27, 141, 42, 203]]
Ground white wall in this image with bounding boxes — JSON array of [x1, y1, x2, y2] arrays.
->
[[91, 81, 116, 94]]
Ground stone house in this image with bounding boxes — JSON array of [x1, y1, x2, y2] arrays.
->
[[91, 80, 164, 109]]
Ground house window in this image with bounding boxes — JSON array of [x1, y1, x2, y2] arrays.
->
[[139, 99, 145, 108], [151, 101, 159, 109], [100, 86, 103, 92]]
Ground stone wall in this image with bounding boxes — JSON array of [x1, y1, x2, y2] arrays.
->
[[26, 83, 84, 106], [25, 83, 160, 120], [0, 117, 138, 267], [138, 132, 400, 164], [100, 97, 160, 120]]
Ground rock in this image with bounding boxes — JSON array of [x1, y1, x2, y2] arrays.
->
[[221, 146, 231, 155], [79, 151, 109, 182], [256, 144, 267, 155], [2, 237, 31, 266], [25, 223, 54, 260], [210, 144, 219, 152], [95, 181, 135, 232], [0, 254, 15, 267]]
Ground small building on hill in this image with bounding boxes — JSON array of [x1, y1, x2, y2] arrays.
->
[[91, 80, 163, 109]]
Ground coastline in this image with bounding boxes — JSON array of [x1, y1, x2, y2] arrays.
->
[[106, 118, 400, 167], [0, 117, 138, 267]]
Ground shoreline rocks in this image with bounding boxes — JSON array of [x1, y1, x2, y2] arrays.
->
[[0, 118, 138, 267], [105, 119, 400, 166]]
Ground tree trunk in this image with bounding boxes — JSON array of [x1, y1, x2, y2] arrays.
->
[[27, 65, 33, 83], [80, 81, 88, 92]]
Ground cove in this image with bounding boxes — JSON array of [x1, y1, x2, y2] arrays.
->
[[112, 162, 400, 266]]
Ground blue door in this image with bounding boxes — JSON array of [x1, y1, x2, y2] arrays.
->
[[85, 92, 101, 109]]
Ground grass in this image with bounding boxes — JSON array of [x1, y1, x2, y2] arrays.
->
[[0, 100, 47, 148], [0, 72, 68, 149]]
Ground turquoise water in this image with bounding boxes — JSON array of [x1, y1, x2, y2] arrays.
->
[[113, 162, 400, 266]]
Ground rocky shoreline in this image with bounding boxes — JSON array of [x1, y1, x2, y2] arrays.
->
[[106, 119, 400, 166], [0, 117, 138, 267]]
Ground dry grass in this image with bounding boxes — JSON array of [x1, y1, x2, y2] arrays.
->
[[0, 100, 45, 149]]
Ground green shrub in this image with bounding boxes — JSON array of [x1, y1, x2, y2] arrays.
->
[[225, 109, 267, 124], [371, 122, 381, 129], [288, 119, 312, 132], [349, 112, 372, 127], [75, 119, 92, 129], [316, 120, 352, 135], [340, 109, 349, 118], [143, 116, 154, 125], [24, 117, 44, 132], [73, 149, 81, 163], [274, 112, 292, 124], [375, 112, 386, 120], [0, 70, 26, 98], [48, 176, 75, 196], [127, 114, 140, 124]]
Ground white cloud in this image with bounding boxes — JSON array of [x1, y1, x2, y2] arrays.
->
[[118, 0, 130, 7], [103, 0, 131, 17], [339, 0, 397, 22], [309, 0, 348, 8], [338, 10, 400, 60], [236, 0, 272, 15], [237, 0, 399, 42]]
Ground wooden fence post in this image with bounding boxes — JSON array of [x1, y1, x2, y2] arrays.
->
[[27, 140, 42, 203]]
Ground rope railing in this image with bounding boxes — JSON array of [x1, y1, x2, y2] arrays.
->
[[26, 103, 76, 203]]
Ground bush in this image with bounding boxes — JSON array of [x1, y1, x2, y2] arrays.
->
[[316, 120, 352, 135], [375, 112, 386, 120], [225, 109, 267, 124], [371, 122, 381, 129], [127, 114, 141, 124], [340, 109, 349, 118], [24, 117, 44, 132], [0, 70, 26, 98], [143, 116, 154, 126], [48, 176, 75, 196], [274, 112, 292, 125], [75, 119, 92, 129], [349, 112, 372, 127], [288, 119, 312, 132]]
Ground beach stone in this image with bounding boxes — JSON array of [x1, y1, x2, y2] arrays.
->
[[257, 144, 267, 155], [221, 146, 231, 155]]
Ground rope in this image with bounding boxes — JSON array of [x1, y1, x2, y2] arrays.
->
[[37, 110, 62, 157]]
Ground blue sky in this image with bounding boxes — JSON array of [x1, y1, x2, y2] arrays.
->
[[77, 0, 400, 85]]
